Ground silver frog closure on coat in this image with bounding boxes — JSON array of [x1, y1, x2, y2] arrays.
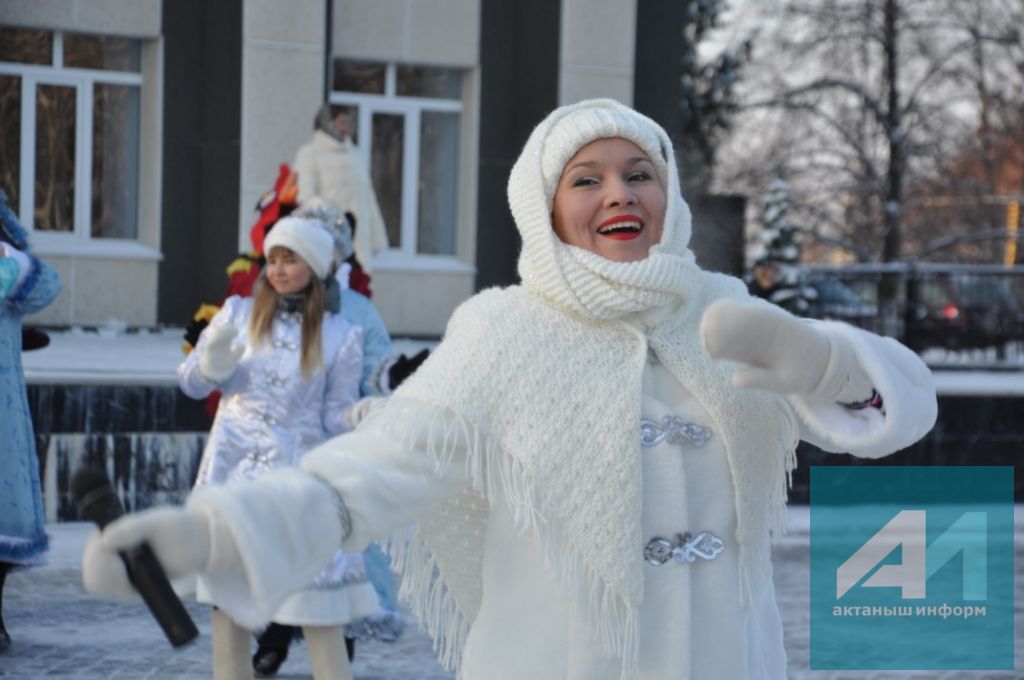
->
[[643, 531, 726, 566], [640, 416, 712, 448]]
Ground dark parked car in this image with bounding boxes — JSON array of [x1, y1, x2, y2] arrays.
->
[[803, 276, 878, 329], [806, 278, 872, 323], [904, 273, 1024, 352]]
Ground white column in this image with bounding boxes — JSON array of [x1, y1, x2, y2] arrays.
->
[[238, 0, 327, 249], [558, 0, 638, 106]]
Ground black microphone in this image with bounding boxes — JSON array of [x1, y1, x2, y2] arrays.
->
[[71, 468, 199, 648]]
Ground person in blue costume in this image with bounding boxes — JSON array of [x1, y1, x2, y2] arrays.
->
[[0, 190, 62, 652]]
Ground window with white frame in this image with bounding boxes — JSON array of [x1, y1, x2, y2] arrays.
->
[[0, 26, 141, 242], [331, 60, 464, 260]]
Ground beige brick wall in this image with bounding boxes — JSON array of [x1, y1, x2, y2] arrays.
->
[[0, 0, 161, 37], [333, 0, 479, 66], [27, 256, 159, 326]]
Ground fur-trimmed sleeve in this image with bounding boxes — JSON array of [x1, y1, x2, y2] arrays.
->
[[7, 253, 61, 315], [789, 321, 937, 458], [186, 411, 471, 629], [187, 468, 343, 628]]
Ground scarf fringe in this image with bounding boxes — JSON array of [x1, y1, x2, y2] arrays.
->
[[387, 527, 470, 670], [737, 397, 801, 607], [372, 397, 640, 678]]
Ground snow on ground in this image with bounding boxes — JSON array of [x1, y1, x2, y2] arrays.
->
[[21, 326, 1024, 394], [6, 514, 1022, 679], [930, 369, 1024, 395], [22, 326, 439, 386], [5, 523, 453, 679]]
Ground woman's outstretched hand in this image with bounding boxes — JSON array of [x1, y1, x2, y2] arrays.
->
[[82, 506, 211, 600], [699, 298, 831, 395]]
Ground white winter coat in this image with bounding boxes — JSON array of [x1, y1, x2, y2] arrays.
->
[[294, 131, 390, 271], [179, 295, 363, 484], [187, 286, 936, 678], [180, 295, 379, 625]]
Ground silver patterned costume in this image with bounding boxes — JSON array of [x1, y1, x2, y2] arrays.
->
[[179, 295, 380, 625]]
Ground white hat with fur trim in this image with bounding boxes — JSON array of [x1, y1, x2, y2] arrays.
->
[[263, 216, 334, 279]]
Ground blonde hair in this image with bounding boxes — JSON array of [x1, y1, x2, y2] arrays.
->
[[248, 273, 325, 378]]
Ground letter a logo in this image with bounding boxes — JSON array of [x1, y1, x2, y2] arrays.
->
[[836, 510, 926, 599]]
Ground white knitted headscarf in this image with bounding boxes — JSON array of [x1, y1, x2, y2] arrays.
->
[[509, 98, 701, 320]]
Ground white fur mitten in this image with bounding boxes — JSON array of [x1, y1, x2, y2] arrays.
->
[[346, 396, 384, 430], [82, 506, 211, 601], [700, 299, 873, 402], [199, 324, 245, 383]]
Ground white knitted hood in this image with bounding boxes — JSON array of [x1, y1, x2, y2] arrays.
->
[[509, 98, 700, 320]]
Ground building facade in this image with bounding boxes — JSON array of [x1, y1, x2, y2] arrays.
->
[[2, 0, 734, 337]]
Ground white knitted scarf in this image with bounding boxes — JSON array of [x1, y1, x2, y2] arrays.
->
[[370, 100, 799, 678], [548, 244, 701, 320]]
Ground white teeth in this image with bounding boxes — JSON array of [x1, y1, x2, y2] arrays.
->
[[598, 221, 642, 234]]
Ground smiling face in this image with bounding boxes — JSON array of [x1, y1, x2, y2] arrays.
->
[[551, 137, 667, 263], [265, 246, 313, 295]]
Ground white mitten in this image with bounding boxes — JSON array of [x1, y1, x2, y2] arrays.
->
[[82, 506, 211, 601], [346, 396, 384, 429], [699, 298, 860, 402], [199, 324, 245, 383]]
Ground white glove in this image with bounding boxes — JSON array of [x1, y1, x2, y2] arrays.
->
[[701, 298, 860, 400], [199, 324, 245, 383], [82, 506, 210, 601], [346, 396, 384, 430]]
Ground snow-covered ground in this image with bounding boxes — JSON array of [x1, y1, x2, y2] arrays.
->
[[4, 513, 1022, 679], [922, 342, 1024, 370], [22, 326, 1024, 395], [22, 326, 439, 386]]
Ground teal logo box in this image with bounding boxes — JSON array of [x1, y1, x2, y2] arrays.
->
[[810, 466, 1013, 670]]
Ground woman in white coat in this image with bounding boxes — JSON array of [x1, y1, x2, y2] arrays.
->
[[294, 106, 390, 271], [84, 100, 936, 680]]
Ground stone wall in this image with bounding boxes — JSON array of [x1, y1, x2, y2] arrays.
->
[[28, 384, 210, 522], [28, 387, 1023, 521]]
